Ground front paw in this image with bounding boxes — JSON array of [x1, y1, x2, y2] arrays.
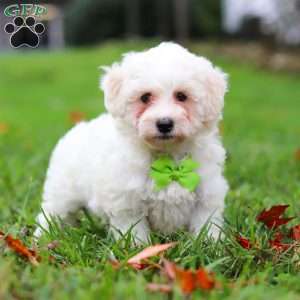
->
[[190, 223, 222, 240], [110, 218, 150, 245], [133, 230, 150, 245], [207, 224, 223, 240], [111, 227, 150, 245]]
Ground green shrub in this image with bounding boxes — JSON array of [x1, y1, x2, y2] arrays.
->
[[64, 0, 125, 45], [190, 0, 222, 37], [64, 0, 222, 46]]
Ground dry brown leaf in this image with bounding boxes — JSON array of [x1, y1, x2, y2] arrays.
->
[[196, 268, 215, 290], [47, 240, 59, 250], [108, 259, 121, 269], [69, 111, 86, 124], [295, 148, 300, 161], [162, 259, 216, 294], [0, 123, 9, 134], [162, 258, 176, 280], [109, 243, 176, 271], [0, 230, 40, 266], [127, 242, 176, 268], [175, 268, 197, 294], [146, 283, 173, 294]]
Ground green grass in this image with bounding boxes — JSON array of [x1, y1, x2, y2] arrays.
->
[[0, 41, 300, 300]]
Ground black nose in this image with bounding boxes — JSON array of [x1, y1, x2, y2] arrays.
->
[[156, 118, 174, 134]]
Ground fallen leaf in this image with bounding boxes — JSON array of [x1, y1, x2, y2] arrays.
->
[[110, 243, 176, 271], [162, 258, 176, 280], [175, 268, 197, 294], [0, 230, 40, 266], [48, 255, 56, 264], [267, 218, 294, 228], [128, 262, 149, 270], [236, 235, 252, 249], [47, 240, 59, 250], [257, 205, 289, 222], [290, 224, 300, 241], [269, 239, 290, 251], [108, 259, 121, 269], [146, 283, 173, 293], [256, 205, 293, 229], [127, 242, 176, 269], [196, 268, 215, 290], [273, 231, 285, 241], [69, 111, 85, 124], [162, 259, 216, 294], [0, 123, 9, 134], [269, 231, 290, 252], [295, 148, 300, 161]]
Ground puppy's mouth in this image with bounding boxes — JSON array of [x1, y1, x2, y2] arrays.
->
[[155, 134, 175, 140], [144, 134, 185, 145]]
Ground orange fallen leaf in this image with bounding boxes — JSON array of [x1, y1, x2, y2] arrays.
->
[[196, 268, 215, 290], [127, 242, 176, 269], [0, 123, 9, 134], [236, 235, 252, 250], [162, 259, 216, 294], [295, 148, 300, 161], [146, 283, 173, 294], [109, 259, 121, 269], [0, 230, 40, 266], [175, 268, 197, 294], [256, 205, 293, 229], [69, 111, 85, 124], [290, 224, 300, 241]]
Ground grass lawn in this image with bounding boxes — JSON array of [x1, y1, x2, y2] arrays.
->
[[0, 41, 300, 299]]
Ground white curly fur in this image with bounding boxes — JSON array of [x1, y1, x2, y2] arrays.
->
[[35, 42, 229, 243]]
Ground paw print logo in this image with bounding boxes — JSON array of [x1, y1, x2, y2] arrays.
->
[[4, 16, 45, 48]]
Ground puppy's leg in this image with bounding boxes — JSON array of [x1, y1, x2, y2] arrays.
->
[[109, 211, 150, 244], [34, 200, 82, 238], [34, 177, 83, 238], [189, 175, 228, 239]]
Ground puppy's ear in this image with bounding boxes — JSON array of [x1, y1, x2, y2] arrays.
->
[[200, 63, 228, 122], [100, 63, 124, 116]]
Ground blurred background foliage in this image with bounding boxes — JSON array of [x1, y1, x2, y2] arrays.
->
[[65, 0, 126, 45], [64, 0, 222, 45], [1, 0, 300, 54]]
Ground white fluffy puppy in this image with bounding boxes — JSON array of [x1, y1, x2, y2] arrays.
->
[[35, 42, 229, 242]]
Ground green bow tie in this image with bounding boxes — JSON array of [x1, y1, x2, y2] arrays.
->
[[150, 155, 200, 192]]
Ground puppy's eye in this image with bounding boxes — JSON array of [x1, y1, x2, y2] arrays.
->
[[175, 92, 188, 102], [140, 92, 151, 104]]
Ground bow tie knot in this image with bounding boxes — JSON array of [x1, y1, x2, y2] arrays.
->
[[150, 155, 201, 192]]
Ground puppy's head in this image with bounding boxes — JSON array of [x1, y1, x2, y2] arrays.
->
[[101, 42, 228, 150]]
